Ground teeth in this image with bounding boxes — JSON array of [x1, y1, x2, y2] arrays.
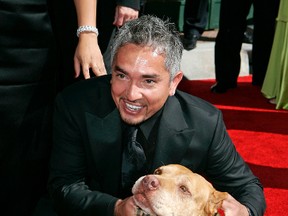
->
[[126, 103, 142, 111]]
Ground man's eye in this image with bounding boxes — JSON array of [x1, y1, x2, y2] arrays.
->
[[145, 79, 155, 84], [145, 79, 156, 85], [116, 73, 126, 79]]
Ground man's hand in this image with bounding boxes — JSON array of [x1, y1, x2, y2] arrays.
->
[[113, 6, 139, 27], [114, 197, 137, 216], [221, 194, 250, 216]]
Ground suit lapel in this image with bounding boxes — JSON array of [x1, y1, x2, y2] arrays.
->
[[85, 109, 123, 195], [152, 96, 195, 171]]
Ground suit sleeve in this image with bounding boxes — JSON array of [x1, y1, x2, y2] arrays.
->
[[206, 111, 266, 216], [48, 93, 118, 216]]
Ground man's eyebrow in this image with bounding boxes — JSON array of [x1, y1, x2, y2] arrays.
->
[[115, 65, 160, 79], [114, 65, 127, 74], [142, 74, 160, 79]]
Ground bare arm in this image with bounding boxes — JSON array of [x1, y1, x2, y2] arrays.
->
[[73, 0, 107, 79]]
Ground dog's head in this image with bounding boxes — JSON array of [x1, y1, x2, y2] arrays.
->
[[132, 164, 228, 216]]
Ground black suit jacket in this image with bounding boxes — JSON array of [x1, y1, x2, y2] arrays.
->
[[48, 75, 265, 215]]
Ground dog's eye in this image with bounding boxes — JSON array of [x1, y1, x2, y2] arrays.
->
[[180, 185, 190, 194], [154, 169, 162, 175]]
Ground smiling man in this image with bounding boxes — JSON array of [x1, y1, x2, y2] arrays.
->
[[48, 15, 265, 216], [111, 43, 182, 125]]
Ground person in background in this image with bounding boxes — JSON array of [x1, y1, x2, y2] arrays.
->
[[0, 0, 57, 215], [182, 0, 208, 50], [182, 0, 253, 51], [49, 0, 144, 90], [48, 15, 265, 216], [261, 0, 288, 110], [73, 0, 143, 79], [211, 0, 280, 93]]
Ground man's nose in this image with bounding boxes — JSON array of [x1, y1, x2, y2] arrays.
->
[[126, 83, 142, 101]]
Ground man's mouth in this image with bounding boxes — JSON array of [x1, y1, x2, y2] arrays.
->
[[126, 102, 142, 111]]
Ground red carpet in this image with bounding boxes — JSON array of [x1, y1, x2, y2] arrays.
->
[[178, 76, 288, 216]]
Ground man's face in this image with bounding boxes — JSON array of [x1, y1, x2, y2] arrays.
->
[[111, 43, 183, 125]]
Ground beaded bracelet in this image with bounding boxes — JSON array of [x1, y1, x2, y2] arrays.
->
[[76, 25, 99, 37]]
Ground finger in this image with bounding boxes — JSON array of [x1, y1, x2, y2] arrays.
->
[[114, 13, 125, 27], [91, 64, 107, 77], [113, 8, 119, 26], [81, 64, 91, 79], [74, 58, 81, 78]]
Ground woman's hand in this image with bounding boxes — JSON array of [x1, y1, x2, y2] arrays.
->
[[113, 6, 139, 27], [74, 32, 107, 79]]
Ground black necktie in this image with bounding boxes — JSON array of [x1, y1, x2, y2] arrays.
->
[[121, 126, 147, 194]]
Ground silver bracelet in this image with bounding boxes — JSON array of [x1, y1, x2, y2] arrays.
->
[[76, 25, 99, 37]]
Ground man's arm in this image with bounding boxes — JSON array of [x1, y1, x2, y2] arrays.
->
[[222, 194, 251, 216], [206, 111, 266, 216], [48, 93, 117, 215]]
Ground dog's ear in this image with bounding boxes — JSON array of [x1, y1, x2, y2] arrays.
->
[[204, 190, 228, 216]]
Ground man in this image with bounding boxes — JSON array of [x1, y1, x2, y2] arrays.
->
[[48, 15, 266, 215]]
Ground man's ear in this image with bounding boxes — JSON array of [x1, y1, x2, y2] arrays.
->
[[169, 71, 183, 96], [204, 191, 228, 216]]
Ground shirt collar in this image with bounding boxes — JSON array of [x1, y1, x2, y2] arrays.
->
[[122, 107, 164, 140], [139, 107, 163, 140]]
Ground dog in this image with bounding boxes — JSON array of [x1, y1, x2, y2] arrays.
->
[[132, 164, 228, 216]]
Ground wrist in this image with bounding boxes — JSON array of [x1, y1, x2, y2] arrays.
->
[[76, 25, 99, 37], [246, 206, 253, 216], [114, 199, 123, 216]]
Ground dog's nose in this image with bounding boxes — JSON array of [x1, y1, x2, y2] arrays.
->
[[142, 175, 159, 190]]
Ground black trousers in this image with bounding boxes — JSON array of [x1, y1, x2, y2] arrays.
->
[[184, 0, 209, 37], [215, 0, 280, 86]]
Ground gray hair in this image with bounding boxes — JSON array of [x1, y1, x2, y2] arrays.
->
[[111, 15, 183, 79]]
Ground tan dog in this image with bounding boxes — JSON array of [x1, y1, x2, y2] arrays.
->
[[132, 164, 228, 216]]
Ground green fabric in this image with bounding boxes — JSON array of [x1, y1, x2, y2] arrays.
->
[[261, 0, 288, 110]]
